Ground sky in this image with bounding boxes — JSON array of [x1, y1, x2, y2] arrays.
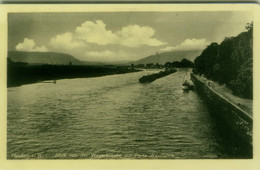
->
[[8, 12, 252, 62]]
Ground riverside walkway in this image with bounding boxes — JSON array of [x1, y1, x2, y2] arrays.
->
[[194, 74, 252, 118], [191, 73, 252, 145]]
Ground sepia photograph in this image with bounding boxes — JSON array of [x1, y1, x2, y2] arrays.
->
[[1, 3, 259, 169]]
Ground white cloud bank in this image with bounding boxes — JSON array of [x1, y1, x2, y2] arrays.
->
[[75, 20, 166, 47], [15, 20, 166, 61], [50, 32, 85, 51], [160, 38, 209, 52], [46, 20, 166, 61], [117, 25, 165, 47], [75, 20, 117, 46], [16, 38, 48, 52]]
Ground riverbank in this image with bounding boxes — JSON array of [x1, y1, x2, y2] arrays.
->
[[194, 74, 252, 116], [191, 73, 252, 146], [8, 64, 140, 87]]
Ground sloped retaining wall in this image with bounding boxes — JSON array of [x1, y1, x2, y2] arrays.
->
[[190, 73, 252, 146]]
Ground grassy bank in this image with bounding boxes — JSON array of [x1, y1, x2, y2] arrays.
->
[[8, 60, 139, 87]]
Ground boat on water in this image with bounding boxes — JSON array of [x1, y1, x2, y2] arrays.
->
[[182, 80, 190, 90], [139, 69, 177, 84], [189, 81, 194, 90], [182, 73, 194, 90]]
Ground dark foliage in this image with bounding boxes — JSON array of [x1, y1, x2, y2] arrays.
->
[[7, 58, 139, 87], [193, 23, 253, 99], [165, 58, 194, 68]]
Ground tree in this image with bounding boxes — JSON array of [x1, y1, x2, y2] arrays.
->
[[193, 22, 253, 99]]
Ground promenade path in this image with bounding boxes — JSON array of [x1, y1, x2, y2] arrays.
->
[[195, 75, 253, 117]]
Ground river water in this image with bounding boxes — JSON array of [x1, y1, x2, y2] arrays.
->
[[7, 69, 250, 159]]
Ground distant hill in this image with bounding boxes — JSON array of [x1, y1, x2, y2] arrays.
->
[[134, 50, 202, 65], [8, 51, 83, 65]]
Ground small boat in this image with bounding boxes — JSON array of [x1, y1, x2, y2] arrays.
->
[[182, 73, 194, 90], [182, 80, 190, 90], [189, 81, 194, 90]]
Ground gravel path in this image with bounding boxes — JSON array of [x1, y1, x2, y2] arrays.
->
[[196, 75, 253, 116]]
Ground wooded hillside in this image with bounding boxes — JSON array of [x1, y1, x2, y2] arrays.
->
[[193, 23, 253, 99]]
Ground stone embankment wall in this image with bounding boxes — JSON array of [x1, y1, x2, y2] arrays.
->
[[190, 73, 252, 145]]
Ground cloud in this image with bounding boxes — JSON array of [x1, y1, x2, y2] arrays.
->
[[75, 20, 117, 46], [160, 46, 176, 52], [50, 32, 85, 51], [160, 39, 209, 52], [85, 50, 133, 61], [75, 20, 166, 47], [117, 25, 166, 47], [86, 50, 115, 58], [17, 20, 166, 62], [16, 38, 48, 52]]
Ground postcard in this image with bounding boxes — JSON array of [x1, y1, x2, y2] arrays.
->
[[0, 3, 259, 169]]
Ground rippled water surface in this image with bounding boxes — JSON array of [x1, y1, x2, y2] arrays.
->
[[7, 69, 250, 159]]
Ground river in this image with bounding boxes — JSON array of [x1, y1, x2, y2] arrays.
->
[[7, 69, 250, 159]]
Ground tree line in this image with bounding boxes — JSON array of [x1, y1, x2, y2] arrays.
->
[[7, 58, 139, 87], [165, 58, 194, 68], [193, 23, 253, 99]]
